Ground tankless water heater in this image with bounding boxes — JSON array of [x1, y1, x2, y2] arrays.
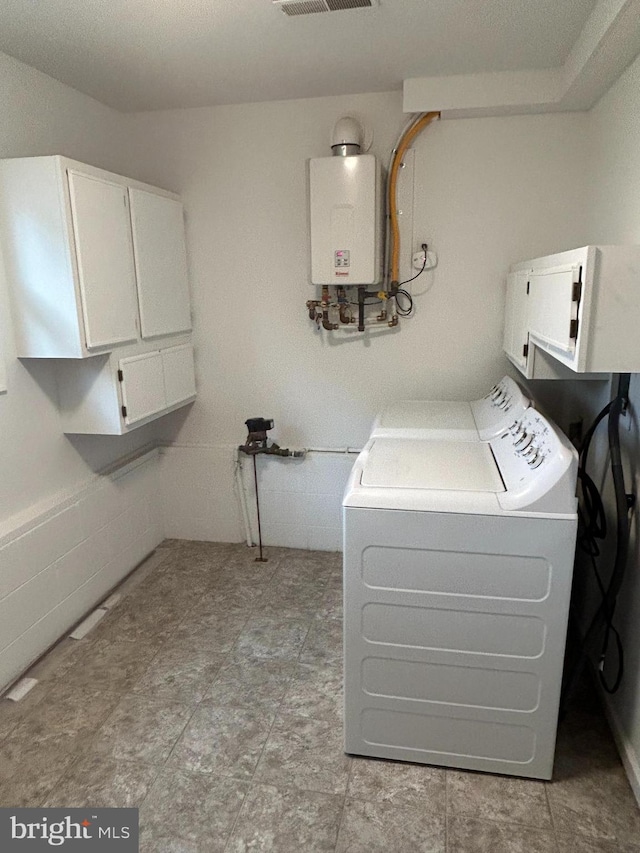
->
[[308, 154, 381, 286]]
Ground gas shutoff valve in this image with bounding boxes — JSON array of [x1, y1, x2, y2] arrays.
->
[[238, 418, 305, 458]]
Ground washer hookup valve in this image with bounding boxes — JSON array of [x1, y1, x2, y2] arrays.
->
[[239, 418, 305, 457]]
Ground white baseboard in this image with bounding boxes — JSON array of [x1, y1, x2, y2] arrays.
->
[[0, 448, 163, 694]]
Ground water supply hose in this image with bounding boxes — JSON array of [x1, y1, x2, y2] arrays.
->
[[387, 111, 440, 291]]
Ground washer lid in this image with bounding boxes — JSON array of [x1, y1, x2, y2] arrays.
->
[[361, 438, 505, 493]]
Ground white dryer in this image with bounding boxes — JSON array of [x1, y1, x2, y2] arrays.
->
[[371, 375, 530, 441], [343, 407, 578, 780]]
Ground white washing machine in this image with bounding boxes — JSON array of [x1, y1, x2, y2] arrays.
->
[[343, 407, 578, 780], [371, 375, 530, 441]]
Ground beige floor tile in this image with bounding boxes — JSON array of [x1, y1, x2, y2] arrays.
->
[[0, 683, 50, 742], [169, 700, 276, 779], [233, 617, 311, 661], [3, 543, 640, 850], [139, 767, 248, 853], [446, 816, 557, 852], [555, 834, 640, 853], [336, 798, 445, 852], [92, 693, 194, 765], [253, 579, 327, 619], [131, 568, 212, 606], [88, 594, 186, 645], [53, 638, 158, 693], [348, 756, 445, 812], [227, 783, 344, 853], [194, 581, 268, 613], [255, 710, 351, 795], [546, 762, 640, 846], [132, 647, 227, 703], [299, 618, 343, 666], [0, 727, 84, 807], [280, 662, 343, 723], [272, 554, 335, 585], [16, 681, 121, 741], [44, 754, 159, 808], [447, 770, 552, 828], [168, 609, 249, 653], [219, 549, 281, 582], [315, 587, 343, 621], [207, 657, 296, 713]]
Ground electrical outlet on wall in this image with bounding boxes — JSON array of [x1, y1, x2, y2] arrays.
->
[[412, 248, 438, 271]]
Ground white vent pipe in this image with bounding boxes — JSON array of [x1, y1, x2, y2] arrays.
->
[[331, 116, 363, 156]]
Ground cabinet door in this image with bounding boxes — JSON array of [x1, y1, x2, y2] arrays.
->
[[528, 264, 580, 354], [67, 171, 139, 350], [162, 343, 196, 408], [129, 188, 192, 339], [503, 271, 530, 371], [119, 351, 166, 426]]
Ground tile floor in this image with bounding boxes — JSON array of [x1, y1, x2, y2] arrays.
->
[[1, 540, 639, 852]]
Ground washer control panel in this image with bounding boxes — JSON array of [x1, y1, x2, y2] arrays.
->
[[471, 376, 531, 440], [491, 408, 578, 512]]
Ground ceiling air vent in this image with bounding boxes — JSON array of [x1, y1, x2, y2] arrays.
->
[[273, 0, 376, 15]]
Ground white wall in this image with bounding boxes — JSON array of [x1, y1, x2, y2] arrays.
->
[[0, 52, 161, 533], [550, 52, 640, 801], [126, 94, 590, 544]]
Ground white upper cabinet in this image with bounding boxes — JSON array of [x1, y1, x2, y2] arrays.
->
[[68, 171, 139, 349], [0, 155, 197, 433], [56, 342, 197, 435], [162, 343, 197, 408], [505, 245, 640, 377], [0, 156, 193, 359], [527, 263, 580, 357], [119, 351, 167, 427], [503, 271, 530, 373], [129, 189, 192, 339]]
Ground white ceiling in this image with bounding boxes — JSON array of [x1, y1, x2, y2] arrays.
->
[[0, 0, 597, 112]]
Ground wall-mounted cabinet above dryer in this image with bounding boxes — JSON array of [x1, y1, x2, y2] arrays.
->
[[0, 155, 192, 358], [504, 245, 640, 378]]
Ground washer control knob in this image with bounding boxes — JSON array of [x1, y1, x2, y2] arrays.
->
[[529, 454, 544, 469], [514, 430, 532, 449], [508, 420, 521, 435]]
